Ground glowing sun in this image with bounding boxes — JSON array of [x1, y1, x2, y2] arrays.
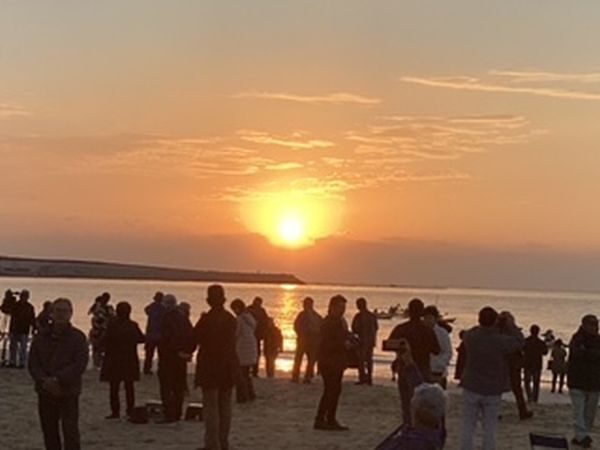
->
[[277, 214, 307, 247]]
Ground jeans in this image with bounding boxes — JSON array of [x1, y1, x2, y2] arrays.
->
[[158, 357, 186, 421], [316, 365, 344, 423], [292, 339, 317, 382], [570, 389, 600, 441], [9, 333, 28, 366], [109, 381, 135, 416], [38, 394, 80, 450], [236, 366, 255, 403], [357, 346, 374, 384], [524, 368, 541, 403], [143, 341, 158, 374], [461, 389, 501, 450], [203, 387, 233, 450]]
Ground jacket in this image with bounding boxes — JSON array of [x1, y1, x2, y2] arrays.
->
[[28, 324, 89, 397], [567, 327, 600, 391], [9, 301, 36, 335], [351, 310, 378, 349], [236, 311, 258, 366], [100, 318, 145, 382], [318, 315, 349, 371], [294, 309, 322, 344], [389, 319, 440, 378], [430, 324, 453, 376], [523, 336, 548, 371], [144, 301, 164, 343], [461, 325, 524, 396]]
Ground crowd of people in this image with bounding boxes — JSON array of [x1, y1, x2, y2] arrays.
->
[[0, 286, 597, 449]]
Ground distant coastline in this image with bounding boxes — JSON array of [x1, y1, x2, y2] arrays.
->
[[0, 255, 303, 285]]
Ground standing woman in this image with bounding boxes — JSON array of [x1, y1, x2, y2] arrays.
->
[[101, 301, 145, 419], [550, 339, 568, 394], [230, 299, 257, 403]]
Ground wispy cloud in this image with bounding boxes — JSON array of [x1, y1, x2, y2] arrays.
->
[[0, 103, 31, 118], [233, 91, 381, 106], [490, 70, 600, 84], [400, 73, 600, 101], [265, 162, 304, 171], [237, 130, 334, 150]]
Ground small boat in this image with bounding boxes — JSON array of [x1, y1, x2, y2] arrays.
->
[[375, 311, 395, 320]]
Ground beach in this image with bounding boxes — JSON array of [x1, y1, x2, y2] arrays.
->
[[0, 366, 587, 450]]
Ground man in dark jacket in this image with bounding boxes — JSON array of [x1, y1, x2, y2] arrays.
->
[[351, 297, 378, 385], [157, 294, 193, 423], [143, 291, 164, 375], [460, 308, 524, 450], [567, 314, 600, 448], [28, 298, 89, 450], [523, 324, 548, 404], [193, 284, 238, 450], [388, 298, 440, 425], [9, 289, 36, 368], [314, 295, 350, 431], [247, 296, 269, 377], [292, 297, 322, 383]]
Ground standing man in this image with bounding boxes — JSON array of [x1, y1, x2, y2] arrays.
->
[[314, 295, 350, 431], [388, 298, 440, 425], [351, 297, 378, 385], [157, 294, 193, 423], [8, 289, 36, 368], [292, 297, 322, 384], [193, 284, 238, 450], [28, 298, 89, 450], [143, 291, 164, 375], [523, 324, 548, 403], [460, 308, 524, 450], [423, 305, 453, 389], [567, 314, 600, 448], [247, 296, 268, 377]]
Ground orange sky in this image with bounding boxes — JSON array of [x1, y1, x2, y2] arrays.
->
[[2, 1, 600, 289]]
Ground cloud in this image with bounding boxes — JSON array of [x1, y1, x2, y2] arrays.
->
[[400, 74, 600, 101], [233, 91, 381, 105], [0, 103, 31, 118], [490, 70, 600, 84], [237, 130, 334, 150]]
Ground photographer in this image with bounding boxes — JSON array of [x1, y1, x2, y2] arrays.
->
[[7, 290, 36, 368]]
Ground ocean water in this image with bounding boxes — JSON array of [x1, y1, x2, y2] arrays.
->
[[2, 277, 597, 377]]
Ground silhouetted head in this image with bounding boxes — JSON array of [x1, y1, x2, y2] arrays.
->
[[116, 302, 132, 319], [206, 284, 226, 308], [101, 292, 111, 305], [356, 297, 367, 312], [411, 383, 446, 429], [530, 324, 540, 337], [554, 339, 564, 348], [19, 290, 30, 302], [581, 315, 599, 335], [458, 329, 465, 340], [407, 298, 425, 320], [303, 297, 314, 311], [153, 291, 164, 303], [178, 302, 191, 319], [252, 297, 263, 307], [423, 305, 440, 328], [42, 301, 52, 311], [328, 295, 347, 318], [162, 294, 177, 310], [478, 306, 498, 328], [51, 298, 73, 326], [230, 298, 246, 316]]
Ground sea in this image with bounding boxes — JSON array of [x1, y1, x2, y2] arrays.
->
[[2, 276, 597, 380]]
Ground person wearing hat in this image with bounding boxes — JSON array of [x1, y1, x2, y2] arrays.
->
[[387, 298, 440, 425]]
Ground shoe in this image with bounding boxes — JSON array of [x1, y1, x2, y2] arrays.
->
[[519, 411, 533, 420], [105, 414, 120, 419], [572, 437, 592, 449], [327, 421, 349, 431]]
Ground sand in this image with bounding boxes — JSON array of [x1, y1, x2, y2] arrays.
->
[[0, 367, 592, 449]]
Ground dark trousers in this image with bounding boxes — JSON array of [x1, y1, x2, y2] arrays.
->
[[292, 339, 317, 381], [143, 341, 157, 374], [158, 359, 186, 421], [552, 372, 566, 393], [357, 346, 374, 384], [509, 363, 530, 417], [251, 339, 263, 376], [203, 387, 233, 450], [316, 365, 344, 423], [524, 368, 542, 403], [109, 380, 135, 416], [398, 375, 415, 425], [38, 394, 80, 450], [236, 365, 256, 403], [265, 355, 276, 378]]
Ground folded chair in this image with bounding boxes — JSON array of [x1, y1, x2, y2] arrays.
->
[[529, 433, 569, 450]]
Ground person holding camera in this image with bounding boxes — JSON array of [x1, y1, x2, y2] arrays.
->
[[8, 289, 36, 368]]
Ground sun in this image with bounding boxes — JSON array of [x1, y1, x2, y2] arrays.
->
[[278, 214, 306, 247]]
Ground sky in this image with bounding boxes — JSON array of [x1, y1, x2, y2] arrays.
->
[[2, 1, 600, 291]]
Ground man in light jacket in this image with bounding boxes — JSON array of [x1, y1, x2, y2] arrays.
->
[[460, 307, 524, 450], [423, 305, 453, 389], [231, 299, 257, 403]]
